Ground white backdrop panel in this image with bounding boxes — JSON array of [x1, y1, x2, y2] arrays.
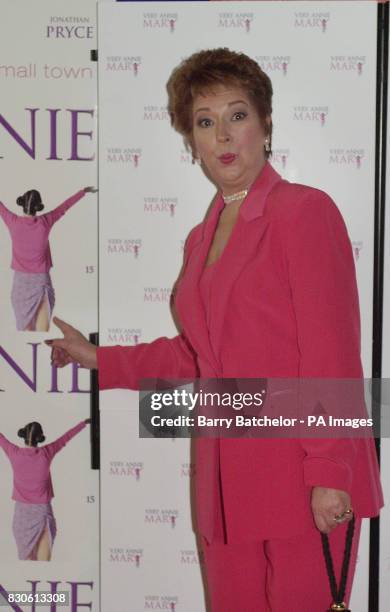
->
[[98, 2, 378, 610]]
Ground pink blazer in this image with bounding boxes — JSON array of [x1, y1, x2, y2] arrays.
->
[[97, 161, 383, 544]]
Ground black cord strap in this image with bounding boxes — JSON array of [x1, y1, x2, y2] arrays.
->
[[321, 515, 355, 611]]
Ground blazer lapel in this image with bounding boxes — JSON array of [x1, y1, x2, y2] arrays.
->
[[207, 162, 284, 364], [178, 195, 225, 375]]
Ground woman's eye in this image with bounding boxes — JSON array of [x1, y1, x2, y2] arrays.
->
[[197, 118, 213, 128], [232, 111, 247, 121]]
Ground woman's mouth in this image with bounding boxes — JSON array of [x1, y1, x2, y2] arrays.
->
[[218, 153, 237, 165]]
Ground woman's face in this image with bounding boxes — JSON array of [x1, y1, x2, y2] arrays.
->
[[191, 85, 269, 195]]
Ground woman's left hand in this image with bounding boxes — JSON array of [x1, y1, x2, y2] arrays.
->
[[311, 486, 353, 534]]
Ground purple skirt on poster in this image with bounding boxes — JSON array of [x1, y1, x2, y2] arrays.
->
[[12, 501, 57, 560], [11, 271, 55, 331]]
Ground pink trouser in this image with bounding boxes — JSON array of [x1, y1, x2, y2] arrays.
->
[[201, 518, 362, 612]]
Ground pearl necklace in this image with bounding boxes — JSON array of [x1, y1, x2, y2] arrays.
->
[[222, 188, 249, 205]]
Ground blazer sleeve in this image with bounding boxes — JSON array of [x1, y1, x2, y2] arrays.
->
[[96, 229, 200, 391], [42, 189, 86, 228], [284, 189, 362, 494], [97, 334, 198, 390]]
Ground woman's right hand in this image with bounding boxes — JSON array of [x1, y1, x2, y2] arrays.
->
[[45, 317, 97, 370]]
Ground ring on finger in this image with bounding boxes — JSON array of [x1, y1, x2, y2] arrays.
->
[[333, 515, 346, 523], [333, 508, 353, 523]]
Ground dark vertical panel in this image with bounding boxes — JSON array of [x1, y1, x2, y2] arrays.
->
[[370, 3, 389, 611], [89, 332, 100, 470]]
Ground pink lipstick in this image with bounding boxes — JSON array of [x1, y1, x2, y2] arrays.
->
[[218, 153, 237, 165]]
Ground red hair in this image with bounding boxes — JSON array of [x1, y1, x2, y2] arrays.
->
[[167, 47, 273, 157]]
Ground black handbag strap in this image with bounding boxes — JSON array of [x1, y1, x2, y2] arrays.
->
[[321, 515, 355, 608]]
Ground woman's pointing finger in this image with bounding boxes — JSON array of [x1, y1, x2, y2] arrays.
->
[[52, 316, 75, 335]]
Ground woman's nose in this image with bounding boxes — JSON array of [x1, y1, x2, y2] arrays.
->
[[216, 121, 231, 143]]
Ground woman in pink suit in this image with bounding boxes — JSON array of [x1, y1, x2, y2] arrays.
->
[[46, 49, 383, 610], [0, 186, 97, 332], [0, 419, 89, 561]]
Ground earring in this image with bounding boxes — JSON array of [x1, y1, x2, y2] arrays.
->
[[264, 138, 271, 153]]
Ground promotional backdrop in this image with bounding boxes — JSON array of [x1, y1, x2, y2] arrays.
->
[[0, 1, 99, 609], [98, 2, 379, 610]]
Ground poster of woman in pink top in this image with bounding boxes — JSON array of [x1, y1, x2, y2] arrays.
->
[[0, 419, 89, 561], [0, 187, 97, 332]]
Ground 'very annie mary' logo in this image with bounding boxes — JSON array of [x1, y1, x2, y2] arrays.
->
[[144, 596, 178, 610], [109, 461, 143, 479], [271, 149, 290, 169], [109, 547, 143, 567], [144, 287, 172, 303], [107, 328, 142, 345], [143, 13, 178, 32], [351, 240, 363, 262], [329, 149, 365, 168], [255, 56, 291, 75], [144, 197, 178, 216], [180, 149, 201, 165], [330, 56, 365, 75], [143, 106, 170, 121], [180, 549, 203, 565], [107, 239, 141, 258], [105, 56, 141, 76], [294, 11, 330, 32], [145, 509, 179, 528], [106, 147, 141, 167], [293, 106, 328, 125], [218, 12, 254, 32]]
